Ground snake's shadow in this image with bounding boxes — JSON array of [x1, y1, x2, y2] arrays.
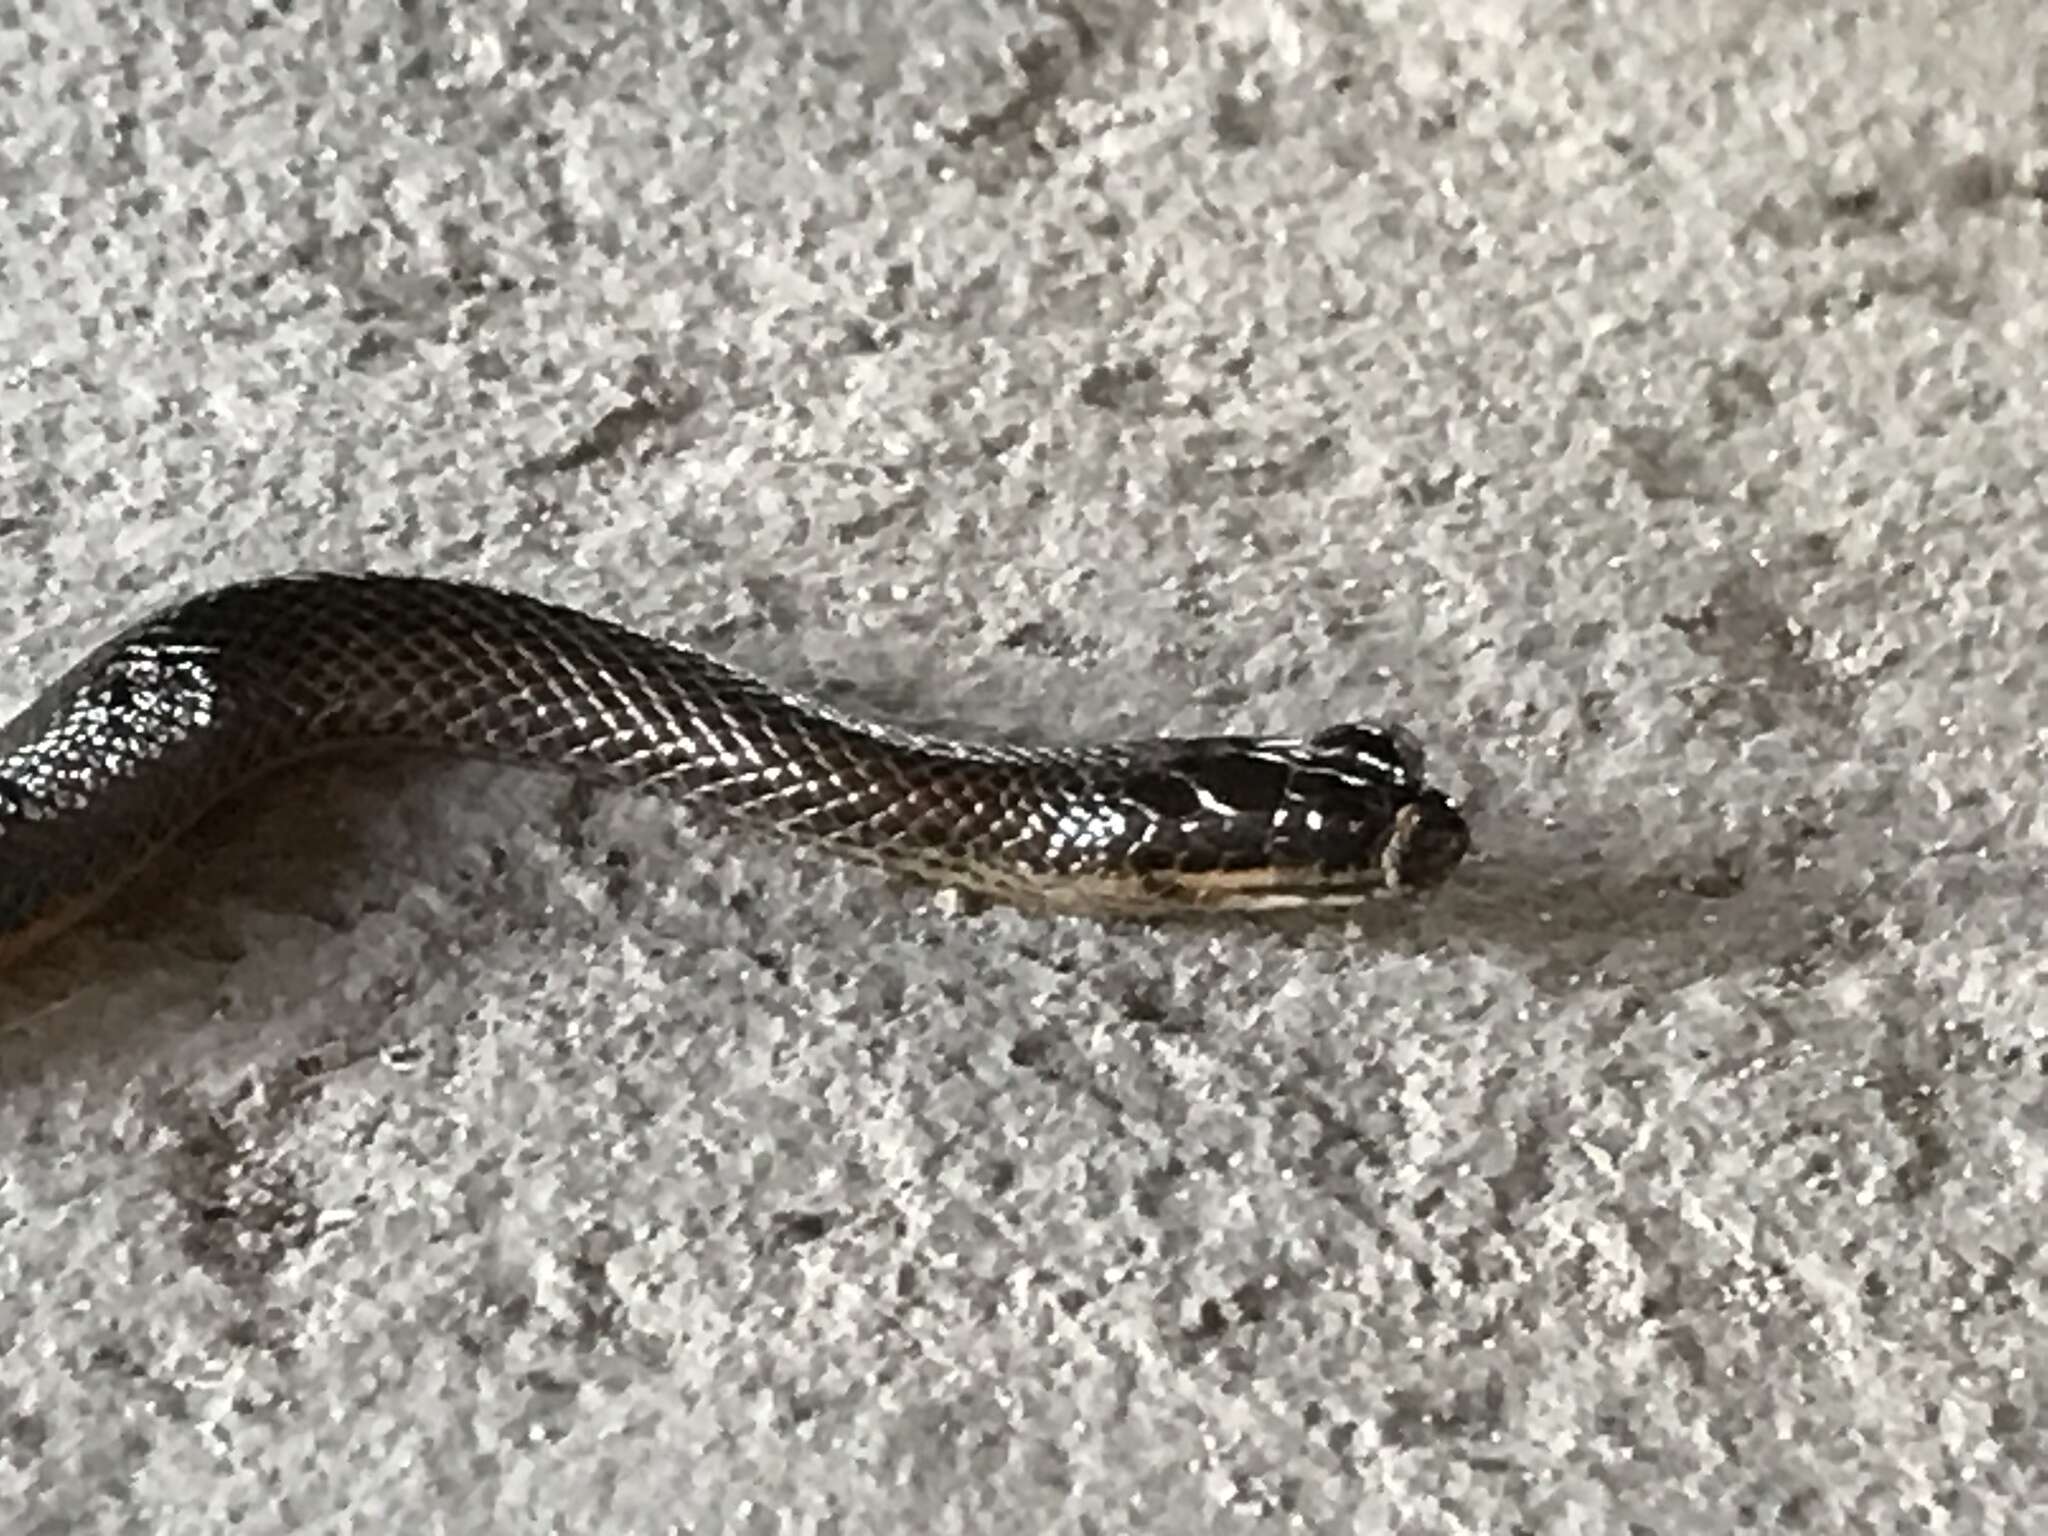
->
[[1419, 853, 1725, 980], [0, 756, 541, 1042], [2, 763, 1833, 1071], [1390, 822, 1871, 999]]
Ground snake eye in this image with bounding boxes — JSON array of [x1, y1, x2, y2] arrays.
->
[[1308, 721, 1425, 781]]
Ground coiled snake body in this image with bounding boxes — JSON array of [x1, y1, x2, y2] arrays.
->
[[0, 573, 1468, 962]]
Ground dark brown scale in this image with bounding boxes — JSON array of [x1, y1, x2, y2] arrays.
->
[[0, 573, 1468, 959]]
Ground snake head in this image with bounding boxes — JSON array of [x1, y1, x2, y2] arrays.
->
[[1078, 719, 1470, 910], [1298, 720, 1471, 892]]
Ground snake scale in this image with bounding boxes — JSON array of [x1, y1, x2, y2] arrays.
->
[[0, 573, 1469, 963]]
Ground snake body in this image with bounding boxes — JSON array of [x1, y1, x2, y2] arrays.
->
[[0, 573, 1468, 961]]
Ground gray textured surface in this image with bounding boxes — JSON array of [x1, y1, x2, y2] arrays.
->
[[4, 2, 2048, 1531]]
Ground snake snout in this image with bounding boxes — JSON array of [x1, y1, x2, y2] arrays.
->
[[1382, 790, 1470, 893]]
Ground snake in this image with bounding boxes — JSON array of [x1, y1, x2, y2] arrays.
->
[[0, 572, 1469, 964]]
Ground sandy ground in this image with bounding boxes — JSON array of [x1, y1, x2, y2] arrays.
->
[[5, 2, 2048, 1531]]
